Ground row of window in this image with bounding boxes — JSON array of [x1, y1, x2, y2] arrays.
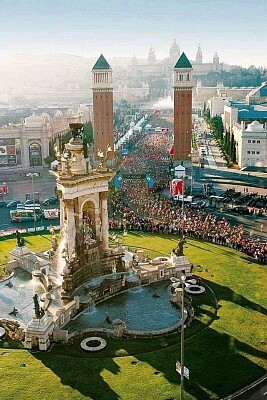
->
[[248, 140, 260, 143], [247, 151, 260, 154]]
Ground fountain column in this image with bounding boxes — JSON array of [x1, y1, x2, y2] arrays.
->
[[65, 199, 76, 259], [100, 191, 109, 254], [94, 203, 101, 242]]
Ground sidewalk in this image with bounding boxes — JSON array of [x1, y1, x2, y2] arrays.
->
[[207, 140, 228, 169]]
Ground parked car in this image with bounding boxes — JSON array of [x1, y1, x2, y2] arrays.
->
[[191, 200, 208, 209], [0, 201, 6, 207], [24, 199, 40, 206], [6, 200, 20, 208], [229, 206, 250, 215], [42, 196, 58, 206]]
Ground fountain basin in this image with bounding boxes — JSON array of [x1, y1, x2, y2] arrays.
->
[[67, 281, 182, 334]]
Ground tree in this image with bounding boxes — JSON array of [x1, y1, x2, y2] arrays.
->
[[230, 134, 236, 163], [83, 122, 94, 146]]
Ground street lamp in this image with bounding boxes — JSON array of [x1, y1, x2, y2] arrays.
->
[[171, 274, 186, 400], [26, 172, 39, 231], [180, 274, 186, 400]]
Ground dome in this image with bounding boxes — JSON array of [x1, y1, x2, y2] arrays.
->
[[170, 39, 180, 60], [170, 39, 179, 53]]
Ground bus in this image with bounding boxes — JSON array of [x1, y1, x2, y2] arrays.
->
[[10, 209, 42, 222], [43, 209, 60, 220]]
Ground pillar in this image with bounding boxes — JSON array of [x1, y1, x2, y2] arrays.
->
[[21, 131, 30, 167], [65, 199, 76, 259], [100, 191, 109, 253]]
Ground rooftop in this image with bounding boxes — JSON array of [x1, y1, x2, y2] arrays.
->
[[92, 54, 111, 70], [174, 52, 192, 69]]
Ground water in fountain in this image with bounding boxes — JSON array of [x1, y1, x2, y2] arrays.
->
[[66, 281, 181, 333], [0, 269, 40, 324], [53, 232, 67, 285]]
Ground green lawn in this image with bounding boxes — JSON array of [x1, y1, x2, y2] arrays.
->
[[0, 233, 54, 276], [0, 232, 266, 400]]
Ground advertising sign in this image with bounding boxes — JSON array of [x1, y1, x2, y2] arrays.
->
[[176, 362, 190, 379], [171, 179, 183, 197], [0, 185, 9, 195], [0, 139, 17, 166]]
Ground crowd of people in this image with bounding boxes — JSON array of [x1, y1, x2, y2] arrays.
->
[[109, 132, 267, 265]]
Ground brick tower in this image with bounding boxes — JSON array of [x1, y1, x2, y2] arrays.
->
[[92, 54, 114, 160], [173, 52, 193, 171]]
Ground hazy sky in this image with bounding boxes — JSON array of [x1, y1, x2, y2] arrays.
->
[[0, 0, 266, 67]]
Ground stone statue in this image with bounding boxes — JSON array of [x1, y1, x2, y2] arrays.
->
[[70, 123, 83, 140], [84, 225, 95, 248], [15, 230, 25, 247], [33, 294, 44, 319], [175, 238, 185, 256]]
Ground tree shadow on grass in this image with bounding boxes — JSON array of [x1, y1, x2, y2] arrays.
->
[[205, 278, 267, 317], [135, 321, 266, 400], [32, 277, 267, 400], [35, 350, 121, 400], [188, 241, 212, 252]]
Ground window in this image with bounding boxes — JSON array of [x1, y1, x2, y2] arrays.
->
[[247, 151, 251, 154], [252, 140, 255, 143], [252, 151, 255, 154], [248, 140, 251, 143], [257, 140, 260, 143], [256, 151, 260, 154]]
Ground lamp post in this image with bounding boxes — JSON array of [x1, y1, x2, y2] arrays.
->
[[26, 172, 39, 232], [180, 274, 186, 400], [171, 274, 186, 400], [181, 175, 185, 238]]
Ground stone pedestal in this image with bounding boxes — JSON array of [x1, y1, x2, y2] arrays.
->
[[171, 255, 192, 276], [113, 319, 126, 338], [65, 139, 85, 176], [24, 313, 54, 351], [10, 246, 30, 261], [172, 288, 182, 303]]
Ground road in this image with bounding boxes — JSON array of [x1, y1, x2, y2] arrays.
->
[[0, 167, 58, 232], [222, 376, 267, 400], [0, 166, 56, 203]]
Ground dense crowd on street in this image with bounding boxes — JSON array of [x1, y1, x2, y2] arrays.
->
[[109, 132, 267, 265]]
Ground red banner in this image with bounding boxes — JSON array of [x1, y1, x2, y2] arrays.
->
[[0, 185, 9, 194], [170, 179, 183, 197]]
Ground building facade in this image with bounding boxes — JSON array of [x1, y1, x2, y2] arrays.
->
[[0, 106, 91, 168], [233, 120, 267, 168], [224, 83, 267, 134], [0, 112, 69, 168]]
